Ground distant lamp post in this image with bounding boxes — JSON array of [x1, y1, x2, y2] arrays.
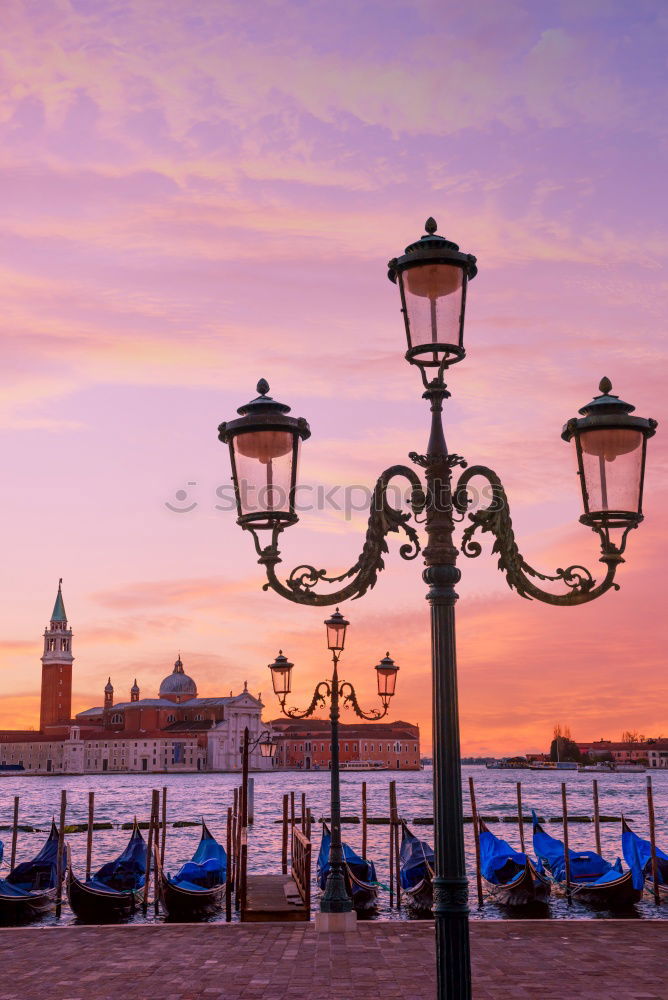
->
[[268, 612, 398, 925], [219, 219, 657, 998]]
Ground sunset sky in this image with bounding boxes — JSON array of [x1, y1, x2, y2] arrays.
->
[[1, 0, 666, 754]]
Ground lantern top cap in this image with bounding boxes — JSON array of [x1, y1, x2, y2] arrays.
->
[[236, 379, 291, 417], [324, 607, 349, 628], [376, 652, 398, 669], [388, 217, 478, 282], [578, 376, 636, 417], [271, 650, 293, 666]]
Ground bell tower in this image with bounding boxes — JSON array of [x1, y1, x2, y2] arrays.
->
[[39, 579, 74, 730]]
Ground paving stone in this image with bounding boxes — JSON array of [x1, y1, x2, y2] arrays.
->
[[0, 921, 665, 999]]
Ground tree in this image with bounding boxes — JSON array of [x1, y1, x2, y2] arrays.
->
[[550, 723, 581, 763], [621, 730, 641, 743]]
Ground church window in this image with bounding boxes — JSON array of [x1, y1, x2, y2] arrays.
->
[[111, 713, 123, 724], [62, 638, 69, 651], [195, 714, 203, 721], [167, 714, 175, 723]]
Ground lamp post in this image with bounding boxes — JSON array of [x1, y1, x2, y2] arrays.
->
[[237, 728, 275, 910], [218, 219, 657, 999], [268, 612, 398, 927]]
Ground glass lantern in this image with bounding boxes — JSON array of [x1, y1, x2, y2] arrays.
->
[[388, 218, 477, 376], [325, 608, 349, 652], [269, 651, 293, 699], [562, 377, 657, 536], [219, 380, 310, 530], [375, 652, 399, 705]]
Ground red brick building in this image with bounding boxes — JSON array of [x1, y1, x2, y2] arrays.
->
[[270, 718, 421, 770], [576, 739, 668, 764]]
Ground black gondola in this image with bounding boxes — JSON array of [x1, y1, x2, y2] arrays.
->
[[157, 821, 226, 920], [479, 820, 550, 906], [399, 822, 434, 913], [0, 821, 64, 923], [67, 822, 146, 922], [532, 811, 642, 908], [317, 823, 379, 913]]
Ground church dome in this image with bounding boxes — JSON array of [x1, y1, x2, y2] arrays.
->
[[159, 657, 197, 700]]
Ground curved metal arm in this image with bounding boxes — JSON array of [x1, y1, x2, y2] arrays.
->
[[339, 681, 388, 721], [257, 465, 425, 606], [453, 465, 622, 606], [279, 681, 332, 719]]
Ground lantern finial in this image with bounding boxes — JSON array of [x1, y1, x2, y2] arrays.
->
[[425, 217, 437, 235], [256, 378, 270, 396], [599, 376, 612, 395]]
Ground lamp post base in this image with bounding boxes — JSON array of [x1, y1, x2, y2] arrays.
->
[[314, 909, 357, 933]]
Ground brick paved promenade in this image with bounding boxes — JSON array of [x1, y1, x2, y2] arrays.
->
[[0, 921, 665, 1000]]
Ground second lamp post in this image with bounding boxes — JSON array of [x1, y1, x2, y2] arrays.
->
[[269, 609, 399, 927]]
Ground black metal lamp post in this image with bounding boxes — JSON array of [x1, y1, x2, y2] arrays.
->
[[218, 219, 656, 999], [268, 612, 398, 917]]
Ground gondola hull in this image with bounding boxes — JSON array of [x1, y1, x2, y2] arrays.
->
[[0, 886, 57, 924], [67, 869, 143, 922], [483, 859, 550, 907], [564, 869, 642, 908], [403, 875, 433, 914], [158, 871, 225, 919]]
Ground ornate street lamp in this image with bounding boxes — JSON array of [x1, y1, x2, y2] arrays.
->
[[268, 614, 398, 926], [219, 219, 657, 998]]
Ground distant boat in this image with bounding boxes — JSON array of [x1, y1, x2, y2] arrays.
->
[[157, 821, 226, 920], [340, 761, 388, 771], [317, 823, 379, 913], [622, 816, 668, 900], [0, 821, 64, 923], [67, 822, 146, 922], [399, 822, 434, 913], [580, 762, 646, 774], [532, 811, 642, 907], [478, 820, 550, 906]]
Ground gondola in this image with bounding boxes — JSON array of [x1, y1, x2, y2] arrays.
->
[[0, 820, 64, 923], [157, 820, 226, 920], [622, 816, 668, 901], [532, 810, 642, 908], [67, 822, 146, 922], [399, 822, 434, 912], [317, 823, 379, 913], [479, 820, 550, 906]]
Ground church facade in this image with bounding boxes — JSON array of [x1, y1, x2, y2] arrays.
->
[[0, 582, 273, 775]]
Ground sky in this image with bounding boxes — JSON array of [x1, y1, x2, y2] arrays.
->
[[0, 0, 667, 754]]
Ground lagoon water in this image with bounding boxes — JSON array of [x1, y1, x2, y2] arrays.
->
[[1, 766, 667, 923]]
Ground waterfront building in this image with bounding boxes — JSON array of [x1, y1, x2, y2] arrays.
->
[[269, 718, 421, 770], [0, 582, 271, 774], [576, 738, 668, 765]]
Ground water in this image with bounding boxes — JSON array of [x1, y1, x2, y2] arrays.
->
[[1, 766, 666, 923]]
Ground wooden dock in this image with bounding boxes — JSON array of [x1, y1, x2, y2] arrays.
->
[[243, 874, 310, 921]]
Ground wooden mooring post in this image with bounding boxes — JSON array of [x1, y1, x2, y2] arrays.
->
[[647, 775, 661, 905], [516, 781, 525, 853], [281, 794, 289, 875], [55, 789, 67, 918], [226, 805, 233, 922], [85, 791, 95, 880], [593, 780, 602, 857], [389, 782, 395, 908], [561, 782, 572, 903], [10, 795, 19, 871], [361, 781, 368, 860], [160, 786, 167, 865], [143, 789, 159, 914], [301, 792, 306, 834], [468, 776, 483, 907]]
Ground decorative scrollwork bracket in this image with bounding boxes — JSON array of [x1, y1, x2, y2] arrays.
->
[[453, 465, 623, 606], [253, 465, 425, 606]]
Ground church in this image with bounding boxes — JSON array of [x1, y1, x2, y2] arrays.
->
[[0, 582, 272, 774]]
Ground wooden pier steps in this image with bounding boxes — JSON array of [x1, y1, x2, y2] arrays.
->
[[243, 874, 310, 922]]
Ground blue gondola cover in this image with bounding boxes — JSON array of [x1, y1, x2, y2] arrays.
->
[[169, 826, 226, 890], [399, 827, 434, 891], [532, 810, 643, 890], [622, 821, 668, 885], [317, 827, 377, 894], [1, 823, 64, 897], [479, 827, 527, 886], [93, 826, 147, 891]]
